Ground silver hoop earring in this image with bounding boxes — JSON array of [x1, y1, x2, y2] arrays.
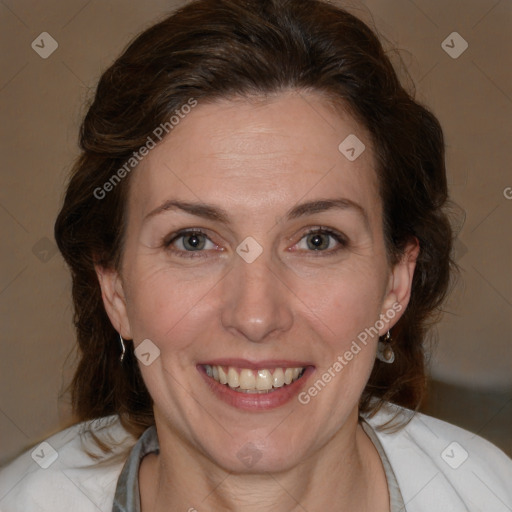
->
[[376, 330, 395, 364], [119, 334, 126, 363]]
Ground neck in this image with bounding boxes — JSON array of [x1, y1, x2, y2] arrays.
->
[[139, 408, 390, 512]]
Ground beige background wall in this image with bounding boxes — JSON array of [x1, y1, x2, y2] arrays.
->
[[1, 0, 511, 465]]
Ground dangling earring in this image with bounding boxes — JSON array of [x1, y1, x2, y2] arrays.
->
[[376, 330, 395, 363], [119, 334, 126, 363]]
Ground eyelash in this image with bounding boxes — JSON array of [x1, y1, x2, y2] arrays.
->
[[164, 227, 348, 259]]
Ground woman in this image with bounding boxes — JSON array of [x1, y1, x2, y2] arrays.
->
[[0, 0, 510, 510]]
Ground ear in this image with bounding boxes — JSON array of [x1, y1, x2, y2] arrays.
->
[[379, 237, 420, 336], [95, 264, 133, 339]]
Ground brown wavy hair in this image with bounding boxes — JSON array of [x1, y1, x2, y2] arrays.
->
[[54, 0, 456, 444]]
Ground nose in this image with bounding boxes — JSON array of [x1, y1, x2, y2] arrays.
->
[[220, 250, 294, 344]]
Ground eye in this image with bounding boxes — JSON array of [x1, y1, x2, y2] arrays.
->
[[163, 227, 348, 259], [164, 229, 219, 258], [293, 227, 348, 254]]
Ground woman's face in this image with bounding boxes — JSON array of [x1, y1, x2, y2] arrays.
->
[[98, 91, 416, 473]]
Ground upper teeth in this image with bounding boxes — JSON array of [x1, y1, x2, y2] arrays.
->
[[204, 365, 305, 392]]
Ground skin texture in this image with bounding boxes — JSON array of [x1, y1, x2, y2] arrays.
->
[[96, 91, 419, 511]]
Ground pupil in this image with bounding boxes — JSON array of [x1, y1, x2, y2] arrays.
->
[[309, 234, 327, 250], [185, 234, 203, 250]]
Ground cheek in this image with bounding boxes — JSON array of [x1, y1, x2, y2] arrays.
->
[[294, 262, 387, 395], [297, 261, 387, 340], [123, 259, 223, 347], [300, 275, 383, 402]]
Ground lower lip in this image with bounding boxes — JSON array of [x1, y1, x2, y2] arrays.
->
[[198, 366, 315, 411]]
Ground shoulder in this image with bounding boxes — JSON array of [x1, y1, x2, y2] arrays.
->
[[0, 415, 137, 512], [363, 402, 512, 512]]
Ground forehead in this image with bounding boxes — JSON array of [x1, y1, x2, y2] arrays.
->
[[127, 91, 380, 226]]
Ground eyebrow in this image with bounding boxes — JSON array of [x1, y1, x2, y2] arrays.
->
[[144, 198, 370, 230]]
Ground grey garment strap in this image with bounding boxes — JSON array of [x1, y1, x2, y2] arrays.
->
[[112, 425, 160, 512], [361, 419, 406, 512], [112, 422, 405, 512]]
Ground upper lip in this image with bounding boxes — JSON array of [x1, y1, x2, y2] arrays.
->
[[199, 358, 314, 370]]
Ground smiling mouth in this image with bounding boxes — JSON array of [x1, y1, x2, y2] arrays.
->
[[202, 364, 307, 393]]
